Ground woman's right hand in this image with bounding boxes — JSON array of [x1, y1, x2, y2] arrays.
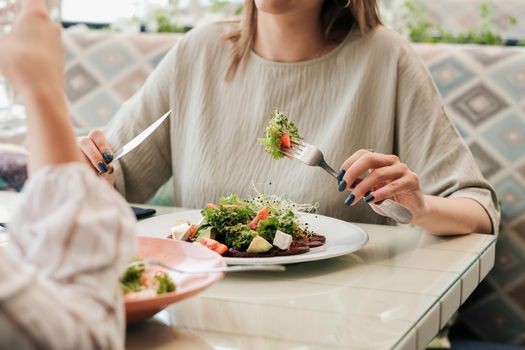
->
[[78, 130, 116, 185]]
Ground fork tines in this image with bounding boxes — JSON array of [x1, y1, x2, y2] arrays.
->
[[291, 139, 305, 147], [281, 147, 295, 158], [290, 140, 306, 151], [281, 139, 305, 158]]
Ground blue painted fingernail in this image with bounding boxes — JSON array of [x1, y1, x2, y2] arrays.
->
[[338, 180, 347, 192], [102, 151, 113, 163], [365, 194, 375, 203], [337, 169, 345, 181], [344, 193, 355, 206], [97, 161, 108, 173]]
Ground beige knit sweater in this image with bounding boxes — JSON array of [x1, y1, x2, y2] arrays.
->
[[106, 23, 500, 232]]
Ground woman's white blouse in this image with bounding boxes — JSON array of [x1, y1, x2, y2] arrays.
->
[[0, 163, 137, 349]]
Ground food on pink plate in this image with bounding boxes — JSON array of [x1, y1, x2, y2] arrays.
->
[[120, 257, 175, 300]]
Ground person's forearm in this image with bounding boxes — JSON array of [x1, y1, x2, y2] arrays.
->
[[22, 86, 82, 174], [412, 195, 492, 235]]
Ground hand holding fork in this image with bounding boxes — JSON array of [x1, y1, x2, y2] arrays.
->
[[282, 140, 415, 224]]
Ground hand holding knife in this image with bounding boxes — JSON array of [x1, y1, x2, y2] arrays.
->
[[78, 110, 171, 176], [109, 109, 172, 165]]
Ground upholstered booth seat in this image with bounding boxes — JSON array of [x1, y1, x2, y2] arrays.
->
[[414, 43, 525, 345]]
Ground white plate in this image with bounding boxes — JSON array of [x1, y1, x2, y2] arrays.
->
[[136, 210, 369, 265]]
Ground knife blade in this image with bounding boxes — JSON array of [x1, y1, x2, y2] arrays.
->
[[111, 109, 171, 163]]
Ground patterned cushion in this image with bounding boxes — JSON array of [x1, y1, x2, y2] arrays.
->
[[416, 43, 525, 345], [59, 31, 525, 345], [63, 29, 180, 130]]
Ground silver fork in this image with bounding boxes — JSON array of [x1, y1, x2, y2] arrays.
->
[[128, 259, 286, 274], [282, 140, 413, 224]]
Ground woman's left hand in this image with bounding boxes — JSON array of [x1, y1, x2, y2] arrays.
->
[[337, 149, 427, 222]]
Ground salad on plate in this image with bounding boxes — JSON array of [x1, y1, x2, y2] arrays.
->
[[169, 193, 325, 258], [166, 109, 325, 257]]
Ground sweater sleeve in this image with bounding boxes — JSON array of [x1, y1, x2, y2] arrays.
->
[[105, 40, 182, 203], [0, 163, 137, 349], [394, 43, 500, 234]]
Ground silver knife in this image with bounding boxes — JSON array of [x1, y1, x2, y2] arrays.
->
[[111, 109, 171, 163]]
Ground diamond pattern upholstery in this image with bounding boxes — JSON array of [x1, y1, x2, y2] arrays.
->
[[62, 30, 177, 129], [414, 43, 525, 345]]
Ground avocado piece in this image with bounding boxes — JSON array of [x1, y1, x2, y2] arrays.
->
[[195, 227, 213, 241], [246, 235, 273, 253]]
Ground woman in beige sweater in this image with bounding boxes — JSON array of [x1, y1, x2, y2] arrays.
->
[[80, 0, 499, 235]]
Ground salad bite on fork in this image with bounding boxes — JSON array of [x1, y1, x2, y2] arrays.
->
[[259, 109, 413, 224]]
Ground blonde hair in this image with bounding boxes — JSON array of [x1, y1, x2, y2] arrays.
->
[[222, 0, 382, 80]]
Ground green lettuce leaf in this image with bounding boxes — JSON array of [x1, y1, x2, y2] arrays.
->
[[224, 223, 257, 250]]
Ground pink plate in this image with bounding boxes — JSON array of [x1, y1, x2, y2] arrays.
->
[[125, 236, 225, 323]]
